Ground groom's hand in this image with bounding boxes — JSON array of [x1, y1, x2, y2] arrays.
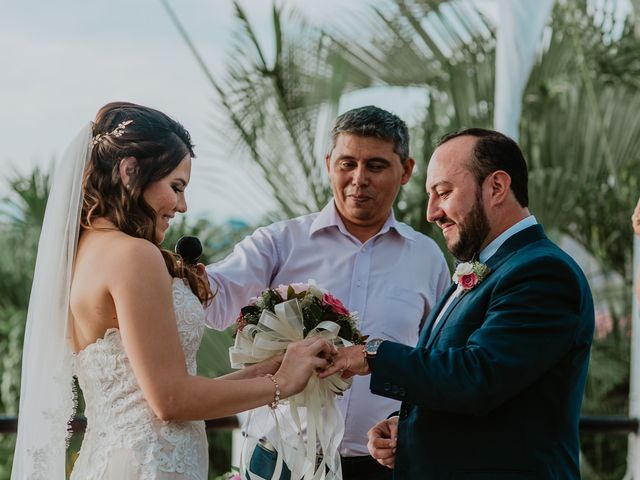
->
[[367, 416, 398, 468], [317, 345, 369, 379]]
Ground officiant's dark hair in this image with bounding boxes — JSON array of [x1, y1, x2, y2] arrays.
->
[[437, 128, 529, 207], [329, 105, 410, 164], [81, 101, 212, 305]]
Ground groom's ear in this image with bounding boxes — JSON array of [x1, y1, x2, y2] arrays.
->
[[118, 156, 139, 188], [486, 170, 512, 206]]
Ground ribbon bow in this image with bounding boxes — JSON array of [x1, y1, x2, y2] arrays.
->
[[230, 298, 352, 479]]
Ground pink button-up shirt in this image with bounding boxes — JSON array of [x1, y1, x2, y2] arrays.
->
[[206, 201, 450, 456]]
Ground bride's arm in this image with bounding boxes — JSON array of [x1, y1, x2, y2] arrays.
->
[[217, 354, 283, 381], [108, 238, 331, 422]]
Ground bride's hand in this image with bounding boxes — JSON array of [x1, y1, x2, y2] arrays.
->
[[275, 337, 337, 398], [254, 353, 284, 377]]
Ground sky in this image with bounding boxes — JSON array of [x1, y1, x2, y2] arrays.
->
[[0, 0, 497, 223], [0, 0, 363, 223]]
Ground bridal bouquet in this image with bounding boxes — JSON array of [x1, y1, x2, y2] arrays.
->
[[229, 282, 365, 480]]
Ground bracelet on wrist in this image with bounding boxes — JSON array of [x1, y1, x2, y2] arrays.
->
[[264, 374, 281, 409]]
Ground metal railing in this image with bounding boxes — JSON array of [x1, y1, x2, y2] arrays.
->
[[0, 415, 635, 435], [579, 415, 639, 434]]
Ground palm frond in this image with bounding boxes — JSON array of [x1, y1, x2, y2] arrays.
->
[[522, 2, 640, 287], [209, 2, 348, 218]]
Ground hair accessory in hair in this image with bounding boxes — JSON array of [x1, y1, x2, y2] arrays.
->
[[92, 119, 134, 147]]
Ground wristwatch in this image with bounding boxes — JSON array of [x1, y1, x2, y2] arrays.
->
[[363, 338, 385, 371], [364, 338, 385, 359]]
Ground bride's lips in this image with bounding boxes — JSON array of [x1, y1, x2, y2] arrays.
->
[[161, 215, 173, 229]]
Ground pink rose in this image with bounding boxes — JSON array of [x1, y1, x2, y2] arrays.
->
[[459, 273, 478, 290], [230, 475, 241, 480], [323, 293, 349, 316]]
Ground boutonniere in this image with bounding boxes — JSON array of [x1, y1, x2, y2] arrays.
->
[[452, 261, 490, 292]]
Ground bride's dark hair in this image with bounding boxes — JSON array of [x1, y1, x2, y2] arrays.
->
[[82, 101, 212, 305]]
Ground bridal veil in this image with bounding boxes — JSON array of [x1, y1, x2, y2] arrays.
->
[[11, 124, 91, 479]]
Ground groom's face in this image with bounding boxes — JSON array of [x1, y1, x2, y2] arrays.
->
[[426, 136, 491, 261]]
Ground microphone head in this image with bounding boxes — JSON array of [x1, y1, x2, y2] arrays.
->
[[175, 236, 203, 265]]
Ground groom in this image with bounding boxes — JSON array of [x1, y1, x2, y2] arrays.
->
[[322, 128, 595, 479]]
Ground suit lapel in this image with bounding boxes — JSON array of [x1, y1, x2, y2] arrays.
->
[[422, 224, 547, 350], [418, 283, 456, 347], [425, 289, 465, 350]]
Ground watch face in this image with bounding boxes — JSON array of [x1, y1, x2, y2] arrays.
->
[[366, 338, 384, 355]]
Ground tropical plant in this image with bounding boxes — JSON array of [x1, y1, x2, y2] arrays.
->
[[581, 308, 631, 479], [0, 167, 50, 478]]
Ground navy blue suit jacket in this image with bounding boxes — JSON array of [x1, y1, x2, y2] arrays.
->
[[370, 224, 594, 479]]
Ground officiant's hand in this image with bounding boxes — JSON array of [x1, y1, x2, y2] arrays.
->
[[368, 416, 398, 469], [275, 337, 337, 397], [317, 345, 370, 379]]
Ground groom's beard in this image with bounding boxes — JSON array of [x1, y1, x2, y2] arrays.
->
[[448, 190, 490, 262]]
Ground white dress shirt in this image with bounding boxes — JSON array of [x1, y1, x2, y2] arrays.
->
[[206, 200, 450, 456], [478, 215, 538, 263]]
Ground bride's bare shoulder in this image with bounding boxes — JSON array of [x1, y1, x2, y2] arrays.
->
[[78, 229, 167, 277]]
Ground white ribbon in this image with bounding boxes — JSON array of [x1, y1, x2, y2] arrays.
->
[[230, 298, 353, 480]]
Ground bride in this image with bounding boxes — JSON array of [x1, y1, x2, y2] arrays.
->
[[11, 102, 334, 479]]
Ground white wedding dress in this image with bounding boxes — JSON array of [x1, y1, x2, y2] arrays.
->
[[69, 278, 209, 479]]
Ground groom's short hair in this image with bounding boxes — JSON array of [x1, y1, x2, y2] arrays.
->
[[437, 128, 529, 207], [329, 105, 410, 164]]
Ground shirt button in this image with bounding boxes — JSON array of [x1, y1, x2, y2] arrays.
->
[[392, 385, 399, 394], [383, 382, 391, 392], [356, 280, 362, 287], [362, 247, 367, 252]]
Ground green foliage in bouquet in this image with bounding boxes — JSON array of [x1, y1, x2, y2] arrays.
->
[[237, 285, 367, 345]]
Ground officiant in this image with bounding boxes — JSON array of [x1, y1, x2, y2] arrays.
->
[[204, 105, 450, 480]]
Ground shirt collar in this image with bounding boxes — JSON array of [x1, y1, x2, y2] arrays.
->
[[309, 200, 415, 242], [479, 215, 538, 263]]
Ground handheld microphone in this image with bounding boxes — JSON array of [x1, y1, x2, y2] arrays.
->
[[175, 236, 203, 266]]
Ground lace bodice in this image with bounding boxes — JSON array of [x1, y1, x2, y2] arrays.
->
[[70, 279, 208, 480]]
